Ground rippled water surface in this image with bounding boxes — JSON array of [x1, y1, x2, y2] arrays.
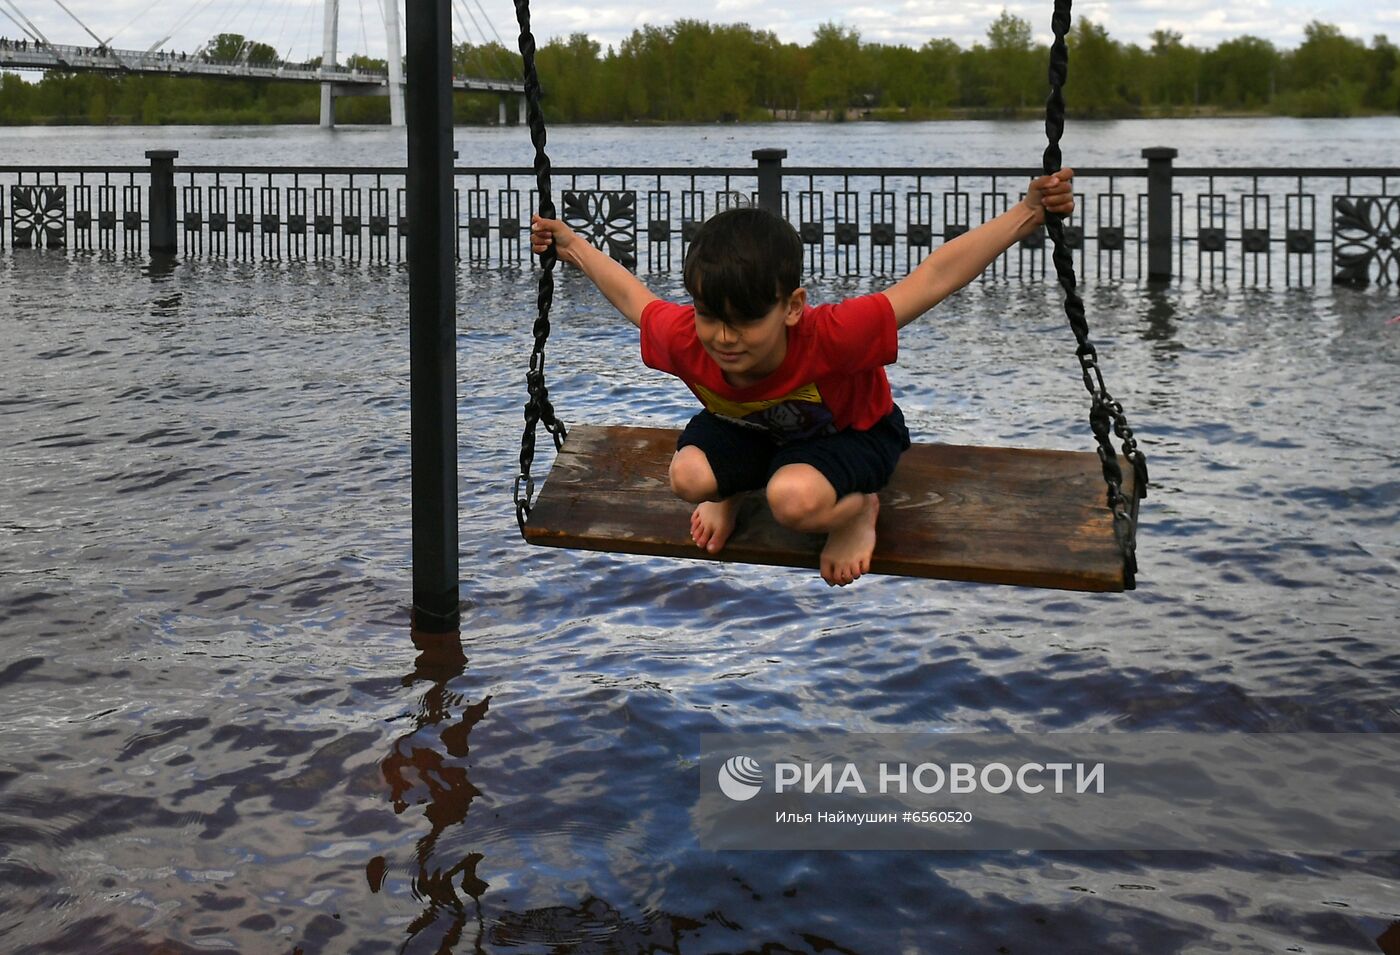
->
[[3, 233, 1400, 949], [5, 116, 1400, 167]]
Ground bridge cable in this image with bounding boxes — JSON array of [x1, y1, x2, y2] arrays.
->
[[469, 0, 508, 51], [0, 5, 39, 42], [454, 0, 514, 78], [104, 0, 166, 46], [1, 0, 55, 49], [47, 0, 107, 47], [355, 0, 370, 69], [143, 0, 219, 57], [448, 0, 470, 45], [277, 0, 316, 64], [201, 0, 258, 60], [230, 0, 273, 65], [448, 1, 486, 75], [169, 0, 221, 49], [243, 0, 276, 61], [271, 0, 302, 65]]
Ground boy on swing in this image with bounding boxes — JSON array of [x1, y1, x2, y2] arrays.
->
[[530, 169, 1075, 586]]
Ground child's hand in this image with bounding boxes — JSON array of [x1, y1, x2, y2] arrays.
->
[[1024, 168, 1075, 222], [531, 214, 579, 258]]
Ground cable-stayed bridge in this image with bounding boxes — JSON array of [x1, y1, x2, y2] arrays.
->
[[0, 0, 526, 127]]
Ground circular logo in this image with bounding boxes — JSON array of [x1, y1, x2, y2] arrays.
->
[[717, 755, 764, 801]]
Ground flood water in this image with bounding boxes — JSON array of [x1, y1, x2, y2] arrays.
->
[[2, 122, 1400, 954]]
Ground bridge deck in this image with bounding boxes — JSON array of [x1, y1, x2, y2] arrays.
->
[[0, 43, 522, 92]]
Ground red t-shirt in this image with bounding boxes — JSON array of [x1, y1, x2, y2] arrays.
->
[[639, 292, 898, 443]]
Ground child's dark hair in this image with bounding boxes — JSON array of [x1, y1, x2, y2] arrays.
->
[[683, 207, 803, 322]]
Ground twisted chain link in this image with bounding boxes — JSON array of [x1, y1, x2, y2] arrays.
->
[[512, 0, 566, 536], [1042, 0, 1149, 582]]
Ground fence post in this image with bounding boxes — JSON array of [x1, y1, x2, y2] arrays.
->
[[1142, 146, 1177, 283], [405, 0, 460, 634], [753, 148, 787, 215], [146, 149, 178, 254]]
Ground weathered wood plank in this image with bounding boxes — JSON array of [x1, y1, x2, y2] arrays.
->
[[523, 425, 1140, 592]]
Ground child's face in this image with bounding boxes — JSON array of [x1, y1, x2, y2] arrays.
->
[[693, 289, 806, 385]]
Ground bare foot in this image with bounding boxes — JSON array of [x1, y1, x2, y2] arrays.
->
[[820, 494, 879, 586], [691, 497, 740, 554]]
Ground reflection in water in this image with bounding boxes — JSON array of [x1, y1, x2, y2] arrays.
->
[[141, 253, 183, 316], [142, 253, 179, 281], [1139, 285, 1183, 358], [369, 629, 490, 953], [366, 631, 704, 954]]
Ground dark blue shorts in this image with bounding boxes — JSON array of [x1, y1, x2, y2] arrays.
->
[[676, 405, 911, 501]]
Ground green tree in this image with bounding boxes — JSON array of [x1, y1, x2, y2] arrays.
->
[[1069, 18, 1129, 115], [1, 14, 1394, 127], [984, 10, 1038, 109], [198, 33, 280, 74], [454, 41, 519, 80], [666, 20, 705, 120], [1202, 35, 1277, 108], [344, 53, 387, 73], [245, 41, 279, 66], [1367, 35, 1400, 110], [1289, 21, 1368, 87], [769, 41, 810, 115], [958, 43, 993, 108], [700, 24, 760, 120], [1145, 29, 1201, 107], [0, 72, 30, 123], [617, 27, 666, 117], [88, 88, 108, 124], [919, 38, 961, 108], [204, 33, 249, 63], [1278, 21, 1368, 115], [535, 33, 602, 120], [804, 23, 866, 116], [745, 28, 788, 117], [870, 43, 924, 109]]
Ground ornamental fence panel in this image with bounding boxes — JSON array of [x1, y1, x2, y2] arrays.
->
[[1, 150, 1396, 287]]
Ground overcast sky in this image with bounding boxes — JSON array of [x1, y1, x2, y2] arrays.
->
[[4, 0, 1397, 61]]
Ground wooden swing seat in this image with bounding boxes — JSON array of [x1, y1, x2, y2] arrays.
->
[[523, 425, 1140, 592]]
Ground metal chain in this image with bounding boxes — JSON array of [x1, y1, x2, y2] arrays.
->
[[512, 0, 566, 536], [1042, 0, 1149, 582]]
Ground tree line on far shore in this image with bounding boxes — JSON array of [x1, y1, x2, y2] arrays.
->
[[2, 15, 1397, 126]]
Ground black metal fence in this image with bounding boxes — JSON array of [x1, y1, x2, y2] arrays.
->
[[2, 148, 1397, 287]]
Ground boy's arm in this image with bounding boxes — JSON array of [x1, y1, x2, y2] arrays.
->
[[883, 168, 1075, 330], [531, 214, 659, 328]]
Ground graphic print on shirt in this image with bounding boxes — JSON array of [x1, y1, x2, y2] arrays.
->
[[692, 382, 837, 442]]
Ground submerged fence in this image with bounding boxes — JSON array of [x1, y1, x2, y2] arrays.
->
[[2, 147, 1398, 287]]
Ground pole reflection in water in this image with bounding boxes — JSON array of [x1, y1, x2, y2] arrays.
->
[[367, 629, 490, 953], [362, 629, 694, 953]]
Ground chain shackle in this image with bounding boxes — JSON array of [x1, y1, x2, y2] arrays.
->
[[512, 0, 567, 536], [1042, 0, 1147, 584]]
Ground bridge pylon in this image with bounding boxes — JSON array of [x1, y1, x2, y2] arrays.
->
[[384, 0, 406, 125], [319, 0, 339, 127], [319, 0, 407, 128]]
